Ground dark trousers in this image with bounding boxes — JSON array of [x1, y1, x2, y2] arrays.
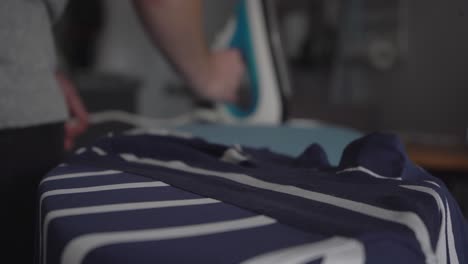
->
[[0, 123, 64, 263]]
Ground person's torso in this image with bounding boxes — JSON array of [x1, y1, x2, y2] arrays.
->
[[0, 0, 68, 129]]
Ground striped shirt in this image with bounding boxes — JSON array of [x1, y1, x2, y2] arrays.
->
[[39, 132, 468, 264]]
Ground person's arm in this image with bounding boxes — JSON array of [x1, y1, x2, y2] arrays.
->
[[56, 70, 89, 151], [132, 0, 244, 102]]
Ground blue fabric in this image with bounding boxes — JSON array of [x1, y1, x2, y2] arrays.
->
[[177, 124, 362, 165]]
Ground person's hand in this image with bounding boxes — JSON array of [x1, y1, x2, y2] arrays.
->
[[56, 72, 89, 151], [192, 49, 245, 103]]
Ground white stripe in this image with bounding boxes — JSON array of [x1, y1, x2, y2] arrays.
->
[[44, 198, 218, 264], [121, 154, 436, 263], [337, 166, 403, 181], [241, 237, 365, 264], [424, 180, 441, 188], [404, 183, 460, 264], [61, 216, 276, 264], [91, 147, 107, 156], [125, 128, 193, 139], [40, 182, 169, 217], [446, 200, 460, 264], [75, 148, 86, 155], [221, 148, 249, 164], [40, 170, 121, 185], [40, 181, 168, 264], [401, 185, 447, 264]]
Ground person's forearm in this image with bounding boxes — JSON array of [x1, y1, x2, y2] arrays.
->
[[132, 0, 212, 87], [132, 0, 244, 102]]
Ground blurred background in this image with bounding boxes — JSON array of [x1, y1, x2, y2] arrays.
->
[[53, 0, 468, 214]]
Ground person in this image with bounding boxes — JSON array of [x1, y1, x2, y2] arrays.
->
[[0, 0, 244, 262]]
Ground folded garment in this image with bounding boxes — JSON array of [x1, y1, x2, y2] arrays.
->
[[39, 132, 468, 264]]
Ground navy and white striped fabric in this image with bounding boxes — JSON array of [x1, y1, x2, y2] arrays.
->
[[38, 132, 468, 264]]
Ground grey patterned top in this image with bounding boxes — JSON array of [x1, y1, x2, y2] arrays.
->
[[0, 0, 68, 129]]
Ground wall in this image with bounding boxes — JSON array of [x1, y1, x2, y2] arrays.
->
[[379, 0, 468, 140]]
